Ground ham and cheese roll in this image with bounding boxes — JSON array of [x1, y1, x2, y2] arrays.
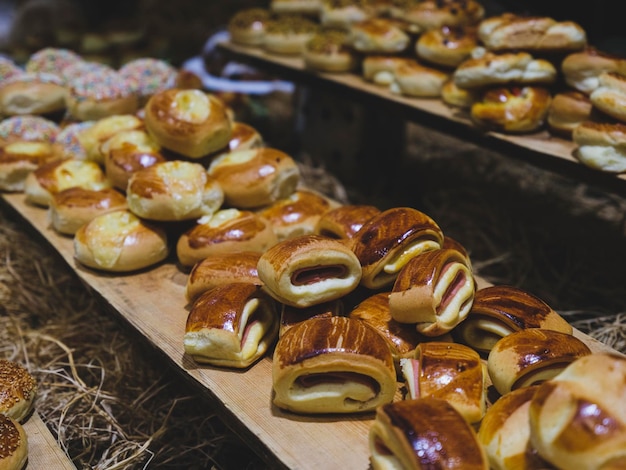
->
[[184, 283, 279, 368], [257, 234, 362, 308], [315, 204, 381, 240], [279, 299, 343, 337], [351, 207, 444, 289], [369, 397, 489, 470], [272, 316, 396, 414], [389, 248, 475, 337]]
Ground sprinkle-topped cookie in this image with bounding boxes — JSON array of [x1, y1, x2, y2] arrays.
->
[[60, 60, 115, 85], [119, 58, 178, 98], [69, 69, 135, 102], [0, 115, 60, 143], [25, 47, 83, 76]]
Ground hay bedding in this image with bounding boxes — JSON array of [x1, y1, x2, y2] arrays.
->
[[1, 128, 626, 468]]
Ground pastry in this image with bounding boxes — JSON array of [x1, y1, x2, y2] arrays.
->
[[118, 57, 178, 105], [184, 282, 279, 368], [547, 90, 594, 137], [0, 359, 37, 422], [0, 57, 23, 84], [0, 415, 27, 470], [561, 47, 626, 95], [76, 113, 144, 165], [349, 18, 410, 54], [396, 0, 485, 31], [25, 47, 82, 75], [0, 72, 67, 116], [319, 0, 372, 30], [279, 298, 343, 337], [369, 397, 489, 470], [272, 316, 397, 414], [416, 25, 478, 69], [51, 121, 95, 160], [390, 59, 450, 98], [228, 8, 273, 47], [314, 203, 380, 240], [263, 14, 320, 55], [303, 29, 359, 73], [351, 206, 444, 290], [573, 121, 626, 173], [0, 115, 59, 147], [74, 209, 169, 272], [222, 121, 264, 153], [257, 234, 362, 307], [589, 71, 626, 123], [270, 0, 322, 16], [0, 140, 58, 192], [441, 78, 480, 108]]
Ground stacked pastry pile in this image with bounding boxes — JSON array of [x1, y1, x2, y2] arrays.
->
[[227, 0, 626, 174]]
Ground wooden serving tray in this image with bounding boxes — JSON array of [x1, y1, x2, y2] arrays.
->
[[2, 192, 617, 469], [23, 411, 76, 469]]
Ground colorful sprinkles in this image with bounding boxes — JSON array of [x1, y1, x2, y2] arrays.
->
[[25, 47, 83, 76], [119, 58, 178, 98], [0, 115, 60, 143], [69, 69, 135, 101], [0, 57, 24, 82], [53, 121, 96, 159]]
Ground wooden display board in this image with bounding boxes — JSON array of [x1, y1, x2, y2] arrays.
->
[[2, 193, 618, 469], [23, 411, 76, 469]]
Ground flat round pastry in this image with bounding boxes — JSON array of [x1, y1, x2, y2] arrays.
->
[[257, 234, 362, 307], [529, 353, 626, 470], [0, 141, 58, 192], [144, 88, 233, 159], [453, 51, 558, 89], [184, 282, 279, 368], [314, 203, 381, 240], [470, 86, 552, 134], [369, 397, 488, 470], [74, 209, 169, 272], [24, 158, 111, 207], [263, 14, 320, 55], [126, 160, 224, 222], [561, 47, 626, 95], [416, 25, 478, 68], [257, 189, 338, 241], [0, 359, 37, 422], [279, 299, 343, 337], [362, 56, 416, 87], [101, 129, 166, 191], [351, 206, 444, 289], [303, 29, 358, 73], [453, 284, 572, 355], [389, 248, 475, 337], [228, 8, 273, 47], [272, 316, 397, 414], [0, 72, 67, 116], [76, 113, 144, 165], [185, 251, 262, 303], [547, 90, 594, 137], [0, 415, 28, 470], [270, 0, 322, 15], [589, 71, 626, 123], [390, 59, 450, 98], [487, 328, 591, 396], [349, 17, 410, 54], [118, 58, 178, 105], [49, 186, 128, 235], [208, 147, 300, 209], [25, 47, 82, 75], [401, 342, 486, 424], [319, 0, 372, 30], [573, 121, 626, 173], [0, 116, 59, 146], [478, 13, 587, 53], [176, 208, 278, 268]]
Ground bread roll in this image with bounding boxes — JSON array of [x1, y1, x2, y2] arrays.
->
[[0, 115, 59, 147], [487, 329, 591, 396], [0, 57, 22, 84], [228, 8, 272, 47], [222, 121, 264, 153], [263, 14, 320, 55], [0, 415, 28, 470], [561, 47, 626, 95], [257, 234, 362, 307], [389, 248, 475, 336], [529, 353, 626, 470], [270, 0, 321, 16], [590, 71, 626, 123], [315, 203, 380, 240], [319, 0, 372, 29], [279, 298, 343, 337], [390, 59, 450, 98], [272, 316, 396, 414], [185, 251, 262, 303], [74, 209, 169, 272], [453, 284, 572, 355], [441, 78, 480, 109], [401, 342, 487, 423], [547, 90, 594, 137], [51, 121, 95, 160], [0, 72, 67, 116], [391, 0, 484, 30], [369, 397, 488, 470], [303, 29, 358, 73], [25, 47, 82, 75], [76, 114, 144, 165], [416, 25, 478, 68], [118, 58, 178, 105], [184, 283, 279, 368], [349, 18, 410, 54], [0, 359, 37, 422], [573, 121, 626, 173], [176, 208, 278, 268], [0, 141, 58, 192], [144, 88, 233, 158], [208, 147, 300, 209], [49, 186, 128, 235]]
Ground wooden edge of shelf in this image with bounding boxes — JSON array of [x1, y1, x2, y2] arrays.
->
[[23, 411, 76, 469]]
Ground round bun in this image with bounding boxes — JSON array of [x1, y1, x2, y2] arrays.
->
[[390, 59, 450, 98], [303, 29, 358, 73], [49, 186, 128, 235], [0, 359, 37, 422], [590, 71, 626, 123], [74, 209, 169, 272], [222, 121, 264, 153], [270, 0, 321, 16], [561, 47, 626, 95], [362, 56, 415, 86], [349, 18, 410, 54], [208, 147, 300, 209], [144, 88, 233, 158], [0, 115, 59, 147], [118, 58, 178, 105], [0, 72, 67, 116], [416, 25, 478, 68], [315, 204, 381, 240], [76, 114, 144, 164], [25, 47, 82, 74], [228, 8, 272, 47], [0, 415, 28, 470], [470, 86, 552, 134], [126, 160, 224, 222], [573, 121, 626, 172], [0, 141, 58, 192], [547, 90, 594, 136], [319, 0, 372, 29], [441, 78, 479, 109], [399, 0, 485, 31], [263, 15, 320, 55]]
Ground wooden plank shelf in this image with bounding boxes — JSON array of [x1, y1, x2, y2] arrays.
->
[[24, 411, 76, 469], [2, 192, 618, 470]]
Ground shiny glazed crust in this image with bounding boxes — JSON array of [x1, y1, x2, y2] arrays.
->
[[0, 141, 57, 192], [561, 47, 626, 94], [315, 204, 381, 240], [391, 60, 450, 98], [416, 26, 478, 68], [547, 91, 593, 136], [349, 18, 410, 54], [573, 121, 626, 173], [590, 72, 626, 123]]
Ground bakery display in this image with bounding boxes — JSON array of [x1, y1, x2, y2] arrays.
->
[[228, 8, 273, 47], [303, 29, 358, 73], [561, 47, 626, 95], [589, 71, 626, 123], [394, 0, 485, 31], [0, 415, 28, 470], [349, 17, 410, 54], [416, 25, 478, 69], [77, 113, 144, 164], [390, 59, 450, 98], [0, 359, 37, 422], [573, 121, 626, 173], [0, 72, 68, 117], [263, 14, 320, 55]]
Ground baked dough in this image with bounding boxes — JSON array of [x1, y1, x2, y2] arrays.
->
[[547, 90, 594, 137], [0, 141, 58, 192], [589, 71, 626, 123], [0, 415, 28, 470], [390, 59, 450, 98], [314, 203, 380, 240], [349, 18, 410, 54], [362, 56, 416, 87], [319, 0, 372, 29], [394, 0, 485, 31], [303, 29, 358, 73], [0, 72, 67, 116], [184, 282, 279, 368], [272, 316, 396, 414], [0, 359, 37, 422], [561, 47, 626, 95], [279, 299, 343, 337], [228, 8, 272, 47], [76, 113, 144, 165], [573, 121, 626, 173], [416, 25, 478, 68], [263, 14, 320, 55]]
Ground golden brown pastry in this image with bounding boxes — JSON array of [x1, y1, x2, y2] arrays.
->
[[441, 235, 472, 266], [0, 115, 59, 148], [222, 121, 264, 154], [441, 78, 480, 109], [369, 397, 489, 470], [389, 248, 475, 336], [470, 86, 552, 134], [76, 113, 144, 165], [529, 353, 626, 470], [74, 209, 169, 272], [257, 234, 362, 307], [0, 359, 37, 422], [390, 59, 450, 98], [184, 282, 279, 368], [25, 47, 82, 75], [279, 298, 343, 337], [303, 29, 359, 73], [319, 0, 372, 30], [349, 18, 411, 54], [118, 58, 178, 105], [561, 47, 626, 95], [590, 71, 626, 123], [185, 251, 263, 303], [453, 284, 572, 355], [126, 160, 224, 222], [144, 88, 233, 158], [547, 90, 594, 137], [314, 203, 381, 240], [176, 208, 278, 268], [401, 342, 486, 423], [393, 0, 485, 31], [0, 72, 67, 116], [49, 186, 128, 235], [208, 147, 300, 209], [361, 56, 413, 87], [487, 328, 592, 396], [228, 8, 273, 47], [270, 0, 322, 16], [0, 141, 58, 192], [272, 316, 397, 414], [0, 415, 28, 470], [573, 121, 626, 173], [416, 25, 478, 68], [351, 207, 444, 289], [263, 14, 320, 55]]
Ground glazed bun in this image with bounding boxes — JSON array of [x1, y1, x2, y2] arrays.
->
[[398, 0, 485, 31], [0, 359, 37, 422], [144, 88, 233, 158], [0, 72, 67, 116], [390, 60, 450, 98], [547, 90, 594, 136], [77, 114, 144, 165], [303, 29, 358, 73], [362, 56, 415, 87], [228, 8, 272, 47], [315, 204, 381, 240], [74, 209, 169, 272], [349, 18, 411, 54], [416, 25, 478, 69], [319, 0, 372, 29], [441, 78, 480, 109], [589, 71, 626, 123], [0, 141, 58, 192], [573, 121, 626, 173], [263, 15, 320, 55], [222, 121, 264, 153], [0, 415, 28, 470], [561, 47, 626, 95]]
